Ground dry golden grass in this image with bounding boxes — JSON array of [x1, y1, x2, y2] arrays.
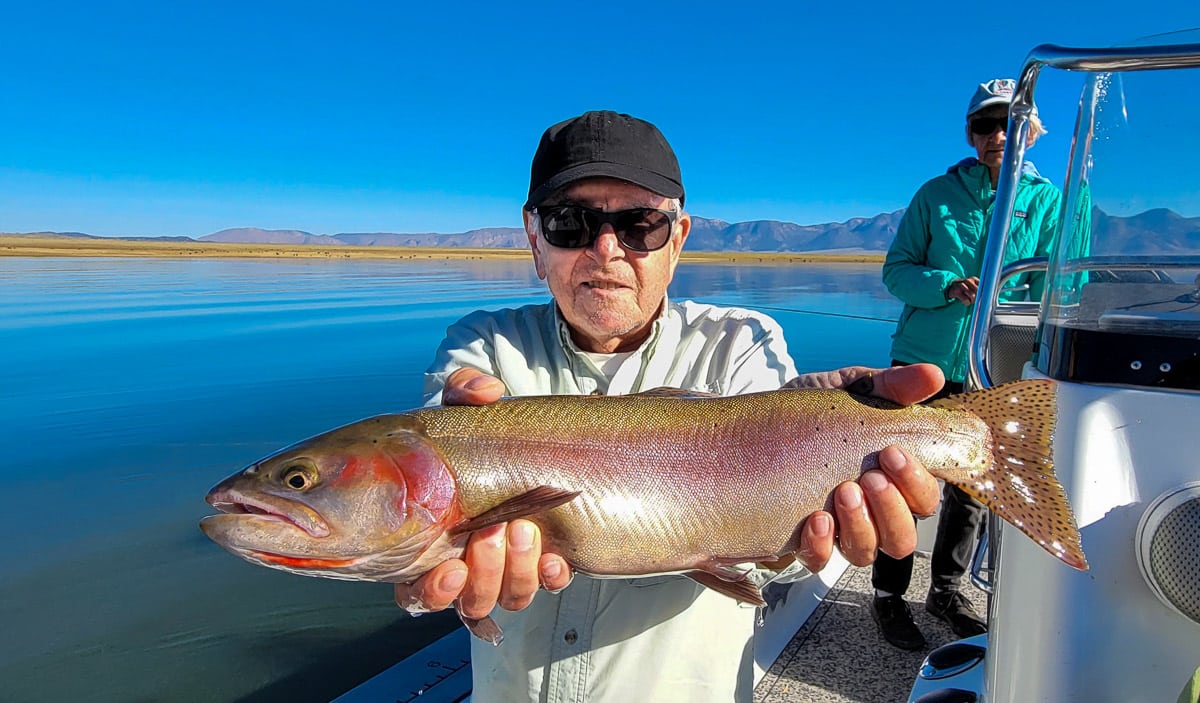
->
[[0, 234, 884, 265]]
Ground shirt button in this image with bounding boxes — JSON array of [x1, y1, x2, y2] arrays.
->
[[563, 629, 578, 644]]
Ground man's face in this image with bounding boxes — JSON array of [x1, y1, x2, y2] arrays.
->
[[525, 178, 691, 353], [968, 106, 1009, 173]]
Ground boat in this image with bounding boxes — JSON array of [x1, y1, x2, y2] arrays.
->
[[909, 31, 1200, 703]]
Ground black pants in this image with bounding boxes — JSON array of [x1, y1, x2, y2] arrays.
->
[[870, 365, 987, 595]]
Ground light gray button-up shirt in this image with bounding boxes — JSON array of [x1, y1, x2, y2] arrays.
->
[[422, 297, 802, 703]]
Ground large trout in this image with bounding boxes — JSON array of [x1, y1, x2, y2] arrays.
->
[[200, 379, 1086, 642]]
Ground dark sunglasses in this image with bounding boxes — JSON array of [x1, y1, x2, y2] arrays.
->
[[969, 116, 1007, 136], [533, 205, 678, 252]]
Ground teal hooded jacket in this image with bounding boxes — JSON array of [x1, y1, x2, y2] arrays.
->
[[883, 158, 1061, 383]]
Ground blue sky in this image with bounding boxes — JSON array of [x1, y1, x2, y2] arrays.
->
[[1, 1, 1196, 237]]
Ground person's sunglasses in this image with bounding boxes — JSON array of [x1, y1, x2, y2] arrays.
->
[[533, 205, 678, 252], [969, 116, 1007, 136]]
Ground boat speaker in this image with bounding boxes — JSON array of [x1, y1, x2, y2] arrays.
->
[[1135, 482, 1200, 625]]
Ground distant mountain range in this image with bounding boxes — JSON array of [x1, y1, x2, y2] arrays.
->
[[9, 207, 1199, 254], [197, 212, 909, 252]]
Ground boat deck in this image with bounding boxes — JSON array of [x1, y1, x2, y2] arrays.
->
[[755, 552, 987, 703]]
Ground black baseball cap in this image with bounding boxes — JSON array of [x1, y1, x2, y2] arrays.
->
[[524, 110, 685, 209]]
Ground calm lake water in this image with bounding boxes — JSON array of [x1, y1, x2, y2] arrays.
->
[[0, 256, 900, 702]]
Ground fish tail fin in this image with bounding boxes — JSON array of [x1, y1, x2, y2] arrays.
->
[[931, 379, 1089, 571]]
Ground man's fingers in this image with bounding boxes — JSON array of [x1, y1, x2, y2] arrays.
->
[[860, 469, 918, 559], [784, 363, 944, 408], [443, 368, 506, 406], [795, 512, 835, 573], [832, 481, 878, 566], [498, 520, 542, 611], [870, 364, 944, 406], [394, 559, 468, 614], [878, 445, 941, 518], [783, 366, 873, 391], [960, 278, 980, 304], [458, 524, 507, 619], [539, 554, 573, 593]]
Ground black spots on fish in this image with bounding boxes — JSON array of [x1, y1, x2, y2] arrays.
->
[[985, 468, 1087, 569], [940, 380, 1088, 570]]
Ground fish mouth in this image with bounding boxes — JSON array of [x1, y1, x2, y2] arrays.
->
[[206, 489, 331, 538]]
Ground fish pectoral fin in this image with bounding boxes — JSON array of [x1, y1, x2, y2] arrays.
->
[[456, 607, 504, 645], [686, 566, 766, 607], [448, 486, 581, 536], [636, 386, 721, 399]]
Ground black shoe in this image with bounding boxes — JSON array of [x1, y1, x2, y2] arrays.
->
[[870, 595, 927, 650], [925, 590, 988, 638]]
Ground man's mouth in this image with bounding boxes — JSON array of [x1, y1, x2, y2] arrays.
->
[[583, 279, 628, 290]]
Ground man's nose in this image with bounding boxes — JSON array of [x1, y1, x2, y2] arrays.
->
[[590, 224, 622, 258]]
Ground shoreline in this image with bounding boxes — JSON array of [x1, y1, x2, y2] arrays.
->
[[0, 235, 885, 265]]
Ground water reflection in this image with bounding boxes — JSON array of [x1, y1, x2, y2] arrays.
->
[[0, 256, 896, 702]]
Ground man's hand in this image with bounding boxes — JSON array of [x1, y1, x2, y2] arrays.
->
[[947, 276, 980, 305], [782, 363, 944, 570], [441, 367, 507, 406], [394, 368, 573, 619]]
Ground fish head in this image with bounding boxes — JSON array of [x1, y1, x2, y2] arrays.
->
[[199, 414, 462, 582]]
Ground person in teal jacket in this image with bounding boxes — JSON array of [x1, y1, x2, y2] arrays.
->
[[883, 100, 1061, 383], [870, 78, 1063, 651]]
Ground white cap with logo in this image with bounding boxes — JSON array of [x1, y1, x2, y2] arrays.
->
[[967, 78, 1016, 118]]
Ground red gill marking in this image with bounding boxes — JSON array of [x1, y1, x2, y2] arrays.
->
[[395, 443, 456, 516], [254, 552, 357, 569], [330, 454, 365, 485]]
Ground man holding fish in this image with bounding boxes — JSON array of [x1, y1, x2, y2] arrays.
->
[[394, 110, 946, 702], [201, 109, 1086, 701]]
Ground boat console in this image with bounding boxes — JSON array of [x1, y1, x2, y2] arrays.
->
[[910, 30, 1200, 703]]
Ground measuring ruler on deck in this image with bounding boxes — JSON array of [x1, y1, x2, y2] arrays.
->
[[333, 628, 472, 703]]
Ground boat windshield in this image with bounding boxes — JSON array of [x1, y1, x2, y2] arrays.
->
[[1036, 33, 1200, 390]]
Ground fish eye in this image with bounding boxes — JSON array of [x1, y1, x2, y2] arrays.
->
[[281, 464, 316, 491]]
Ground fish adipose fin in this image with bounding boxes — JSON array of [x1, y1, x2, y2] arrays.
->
[[448, 486, 581, 536], [686, 565, 767, 607], [932, 379, 1089, 571]]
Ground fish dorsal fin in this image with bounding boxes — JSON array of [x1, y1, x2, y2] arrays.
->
[[448, 486, 581, 536], [636, 386, 721, 399], [686, 565, 767, 607]]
